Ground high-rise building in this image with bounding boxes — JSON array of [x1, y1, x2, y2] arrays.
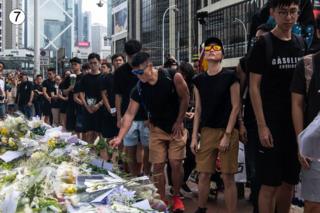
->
[[91, 23, 110, 58], [24, 0, 74, 58], [74, 0, 83, 45], [4, 0, 23, 50], [82, 11, 91, 43], [107, 0, 112, 38]]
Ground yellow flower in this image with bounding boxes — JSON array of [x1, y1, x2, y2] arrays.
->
[[48, 138, 57, 149], [63, 185, 77, 194], [0, 127, 8, 136]]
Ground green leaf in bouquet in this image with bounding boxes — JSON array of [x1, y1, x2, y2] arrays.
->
[[0, 172, 17, 188]]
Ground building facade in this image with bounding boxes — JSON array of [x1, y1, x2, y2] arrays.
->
[[4, 0, 23, 50], [111, 0, 128, 54], [0, 0, 5, 52], [198, 0, 268, 67]]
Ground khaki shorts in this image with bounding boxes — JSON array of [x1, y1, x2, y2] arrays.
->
[[196, 128, 239, 174], [149, 125, 187, 164]]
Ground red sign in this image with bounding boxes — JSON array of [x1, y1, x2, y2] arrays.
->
[[78, 41, 90, 47]]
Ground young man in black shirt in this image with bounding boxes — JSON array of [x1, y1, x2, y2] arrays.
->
[[42, 68, 56, 124], [17, 72, 34, 119], [110, 52, 189, 212], [33, 75, 44, 118], [79, 53, 104, 143], [111, 53, 125, 70], [191, 37, 240, 213], [63, 57, 83, 133], [247, 0, 304, 212], [100, 60, 118, 141], [114, 40, 150, 176]]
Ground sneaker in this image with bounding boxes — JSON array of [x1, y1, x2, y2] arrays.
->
[[172, 196, 185, 213], [180, 183, 193, 198], [194, 207, 207, 213], [169, 187, 184, 199]]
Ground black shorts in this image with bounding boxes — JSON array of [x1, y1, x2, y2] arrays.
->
[[42, 101, 52, 116], [100, 108, 119, 138], [83, 108, 102, 133], [59, 101, 68, 113], [257, 123, 300, 187], [75, 106, 86, 133]]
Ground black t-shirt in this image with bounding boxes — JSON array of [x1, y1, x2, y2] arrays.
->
[[63, 73, 83, 104], [100, 73, 116, 108], [17, 81, 33, 106], [193, 69, 239, 129], [291, 58, 320, 126], [42, 79, 55, 98], [114, 63, 147, 121], [130, 69, 179, 133], [79, 72, 102, 105], [247, 32, 305, 123], [33, 84, 43, 102]]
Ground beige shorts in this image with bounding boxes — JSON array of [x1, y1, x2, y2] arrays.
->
[[196, 127, 239, 174], [149, 125, 187, 164]]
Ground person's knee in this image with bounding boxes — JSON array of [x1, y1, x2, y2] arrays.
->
[[198, 172, 211, 182], [153, 163, 165, 174], [281, 182, 294, 192], [221, 174, 235, 188], [169, 159, 182, 169], [260, 185, 277, 197]]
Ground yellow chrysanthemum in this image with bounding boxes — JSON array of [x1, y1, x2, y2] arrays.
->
[[1, 137, 8, 144], [48, 138, 57, 149], [8, 138, 16, 148], [64, 185, 77, 194], [0, 127, 8, 136]]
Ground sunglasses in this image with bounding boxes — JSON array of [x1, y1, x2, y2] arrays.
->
[[132, 69, 144, 75], [204, 44, 222, 52]]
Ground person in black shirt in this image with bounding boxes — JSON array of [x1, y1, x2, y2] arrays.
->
[[114, 40, 149, 177], [42, 68, 56, 124], [63, 57, 83, 133], [247, 1, 304, 212], [79, 53, 104, 143], [17, 72, 34, 119], [236, 25, 271, 213], [110, 52, 189, 212], [191, 37, 240, 213], [111, 53, 125, 71], [100, 63, 119, 141], [33, 75, 44, 118]]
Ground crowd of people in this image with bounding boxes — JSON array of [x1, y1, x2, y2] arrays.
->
[[1, 0, 320, 212]]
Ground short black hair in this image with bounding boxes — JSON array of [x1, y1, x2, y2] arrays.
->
[[0, 61, 5, 68], [70, 57, 81, 64], [111, 53, 125, 62], [88, 52, 101, 61], [269, 0, 299, 9], [164, 58, 178, 68], [47, 67, 55, 73], [178, 61, 195, 90], [82, 63, 90, 70], [102, 62, 112, 70], [36, 74, 42, 78], [124, 40, 142, 56], [131, 52, 150, 67]]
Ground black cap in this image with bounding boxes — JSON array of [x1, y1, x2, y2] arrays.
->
[[204, 37, 224, 54], [70, 57, 81, 64]]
